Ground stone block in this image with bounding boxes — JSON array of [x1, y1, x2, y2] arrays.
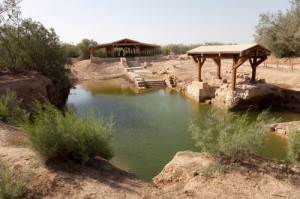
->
[[191, 81, 208, 89], [186, 81, 211, 102]]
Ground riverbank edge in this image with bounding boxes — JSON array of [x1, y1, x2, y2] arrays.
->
[[1, 123, 299, 198]]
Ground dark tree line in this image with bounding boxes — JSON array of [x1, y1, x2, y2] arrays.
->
[[255, 0, 300, 57]]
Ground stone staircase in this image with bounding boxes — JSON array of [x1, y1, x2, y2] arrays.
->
[[127, 72, 147, 89], [127, 60, 140, 68], [124, 58, 166, 89], [145, 80, 166, 88]]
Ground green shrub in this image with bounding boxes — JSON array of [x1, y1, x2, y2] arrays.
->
[[23, 102, 113, 163], [287, 131, 300, 164], [0, 161, 26, 199], [189, 110, 276, 160], [0, 91, 27, 125]]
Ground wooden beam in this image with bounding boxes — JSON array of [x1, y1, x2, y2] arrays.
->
[[232, 57, 247, 70], [231, 57, 238, 91], [231, 57, 247, 91], [192, 56, 198, 63], [249, 56, 267, 82], [188, 53, 240, 59], [197, 58, 206, 81], [213, 58, 221, 79]]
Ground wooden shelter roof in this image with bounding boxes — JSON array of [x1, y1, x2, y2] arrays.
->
[[187, 44, 271, 58], [187, 44, 271, 91], [88, 38, 160, 51]]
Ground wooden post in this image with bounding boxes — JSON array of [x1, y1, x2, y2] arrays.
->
[[89, 48, 94, 61], [231, 57, 238, 91], [251, 57, 257, 82], [249, 56, 267, 82], [251, 65, 256, 82], [213, 58, 221, 79], [197, 57, 206, 82]]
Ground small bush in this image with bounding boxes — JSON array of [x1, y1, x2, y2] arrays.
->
[[287, 131, 300, 164], [0, 161, 26, 199], [23, 102, 113, 163], [189, 110, 276, 160], [0, 91, 27, 125]]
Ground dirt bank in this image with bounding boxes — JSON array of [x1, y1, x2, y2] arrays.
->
[[0, 72, 70, 110], [0, 123, 170, 199], [2, 125, 300, 198], [153, 151, 300, 199]]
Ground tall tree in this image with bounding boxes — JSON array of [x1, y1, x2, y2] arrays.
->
[[0, 0, 22, 72], [254, 0, 300, 57], [76, 39, 97, 60]]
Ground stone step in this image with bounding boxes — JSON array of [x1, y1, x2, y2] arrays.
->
[[145, 80, 166, 88]]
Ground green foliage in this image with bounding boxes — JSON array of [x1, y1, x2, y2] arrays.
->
[[0, 1, 70, 85], [254, 0, 300, 57], [189, 110, 276, 160], [0, 0, 22, 73], [18, 19, 70, 84], [94, 48, 106, 58], [160, 44, 200, 55], [63, 43, 80, 58], [23, 102, 113, 163], [0, 161, 26, 199], [160, 42, 235, 55], [287, 131, 300, 164], [0, 90, 26, 125], [76, 39, 97, 60]]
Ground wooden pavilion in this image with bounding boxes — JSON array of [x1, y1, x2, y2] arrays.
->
[[87, 38, 160, 59], [187, 44, 271, 91]]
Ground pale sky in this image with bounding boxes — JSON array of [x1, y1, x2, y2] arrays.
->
[[19, 0, 291, 45]]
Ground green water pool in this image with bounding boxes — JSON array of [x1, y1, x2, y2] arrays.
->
[[67, 81, 300, 181]]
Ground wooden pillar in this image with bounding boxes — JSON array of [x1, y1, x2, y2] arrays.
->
[[213, 58, 221, 79], [231, 57, 247, 91], [251, 65, 257, 82], [248, 56, 267, 82], [89, 48, 94, 61], [231, 57, 238, 91], [196, 57, 206, 82]]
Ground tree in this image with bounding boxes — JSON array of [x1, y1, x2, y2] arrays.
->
[[76, 39, 97, 60], [63, 43, 80, 58], [189, 110, 276, 160], [254, 0, 300, 57], [0, 0, 22, 72], [0, 1, 70, 85]]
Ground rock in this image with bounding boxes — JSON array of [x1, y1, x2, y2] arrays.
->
[[160, 70, 168, 75], [276, 128, 286, 135], [257, 79, 266, 83], [204, 100, 212, 104]]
